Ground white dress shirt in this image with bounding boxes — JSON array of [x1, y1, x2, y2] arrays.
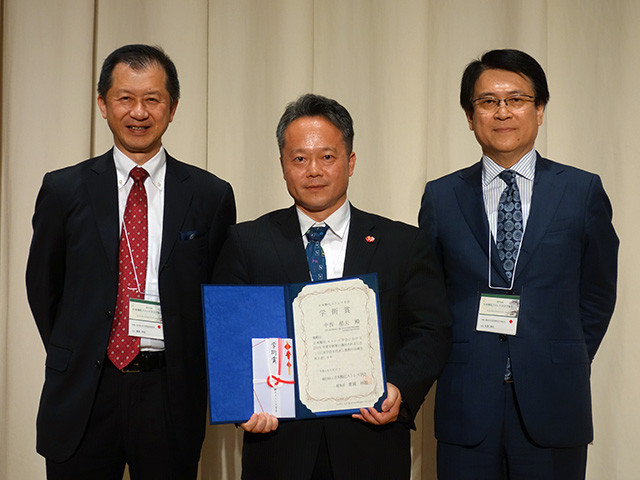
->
[[296, 200, 351, 280], [482, 148, 537, 239], [114, 146, 166, 350]]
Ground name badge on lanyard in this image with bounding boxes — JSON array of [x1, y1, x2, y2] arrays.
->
[[128, 298, 164, 340], [480, 200, 524, 336], [476, 293, 519, 335]]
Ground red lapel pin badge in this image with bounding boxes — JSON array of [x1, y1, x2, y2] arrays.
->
[[365, 235, 375, 243]]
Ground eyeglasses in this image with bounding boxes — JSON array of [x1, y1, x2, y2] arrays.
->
[[471, 94, 535, 114]]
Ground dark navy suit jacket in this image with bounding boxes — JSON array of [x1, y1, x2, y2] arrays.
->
[[26, 150, 236, 462], [419, 153, 618, 447]]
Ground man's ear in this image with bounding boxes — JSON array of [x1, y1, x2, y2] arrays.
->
[[97, 95, 108, 119], [168, 99, 179, 122], [466, 110, 474, 131], [348, 152, 356, 177], [536, 104, 545, 127]]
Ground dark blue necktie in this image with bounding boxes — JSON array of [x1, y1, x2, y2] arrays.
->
[[496, 170, 523, 281], [305, 225, 329, 282], [496, 170, 523, 382]]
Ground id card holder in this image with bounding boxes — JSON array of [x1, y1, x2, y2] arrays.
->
[[476, 293, 519, 336], [128, 298, 164, 340]]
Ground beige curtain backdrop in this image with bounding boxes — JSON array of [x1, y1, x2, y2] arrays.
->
[[1, 0, 638, 478]]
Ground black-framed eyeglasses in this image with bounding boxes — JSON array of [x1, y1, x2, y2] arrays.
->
[[471, 94, 535, 114]]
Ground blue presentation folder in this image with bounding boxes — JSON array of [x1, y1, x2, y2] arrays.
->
[[202, 274, 386, 424]]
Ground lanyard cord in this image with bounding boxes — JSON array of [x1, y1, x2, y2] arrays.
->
[[487, 229, 522, 291], [122, 222, 145, 295]]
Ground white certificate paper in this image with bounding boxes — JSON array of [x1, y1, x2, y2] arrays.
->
[[292, 278, 385, 413]]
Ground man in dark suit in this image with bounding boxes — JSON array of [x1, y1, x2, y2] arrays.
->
[[212, 93, 451, 479], [419, 49, 618, 479], [26, 44, 235, 479]]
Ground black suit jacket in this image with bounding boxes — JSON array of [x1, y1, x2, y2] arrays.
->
[[212, 205, 451, 479], [26, 150, 236, 462]]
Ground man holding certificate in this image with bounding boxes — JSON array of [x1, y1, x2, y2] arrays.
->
[[212, 94, 451, 479]]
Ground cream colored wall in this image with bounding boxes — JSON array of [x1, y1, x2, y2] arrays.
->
[[2, 1, 638, 478]]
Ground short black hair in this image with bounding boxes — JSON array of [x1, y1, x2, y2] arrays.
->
[[460, 49, 549, 113], [97, 44, 180, 106], [276, 93, 354, 155]]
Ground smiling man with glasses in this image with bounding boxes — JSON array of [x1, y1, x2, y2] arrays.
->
[[419, 49, 619, 479]]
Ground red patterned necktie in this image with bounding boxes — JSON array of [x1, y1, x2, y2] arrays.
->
[[108, 167, 149, 369]]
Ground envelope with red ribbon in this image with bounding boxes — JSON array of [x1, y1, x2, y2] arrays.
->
[[251, 338, 295, 418]]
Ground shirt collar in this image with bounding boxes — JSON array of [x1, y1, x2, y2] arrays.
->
[[482, 148, 537, 186], [296, 199, 351, 240], [114, 145, 166, 191]]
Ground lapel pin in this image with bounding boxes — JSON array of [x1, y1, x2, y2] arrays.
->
[[365, 235, 375, 243]]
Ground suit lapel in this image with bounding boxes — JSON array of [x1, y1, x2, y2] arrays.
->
[[454, 163, 509, 283], [269, 206, 310, 282], [343, 206, 378, 277], [159, 154, 193, 271], [86, 150, 119, 272], [515, 155, 566, 279]]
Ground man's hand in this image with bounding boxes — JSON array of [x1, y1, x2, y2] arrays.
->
[[240, 412, 279, 433], [351, 382, 402, 425]]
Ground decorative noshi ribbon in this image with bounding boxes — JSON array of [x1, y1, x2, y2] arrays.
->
[[266, 338, 295, 388]]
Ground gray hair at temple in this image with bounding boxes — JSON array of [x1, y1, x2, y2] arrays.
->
[[276, 93, 354, 156], [97, 44, 180, 107]]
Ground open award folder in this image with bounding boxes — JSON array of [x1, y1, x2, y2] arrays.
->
[[202, 274, 387, 424]]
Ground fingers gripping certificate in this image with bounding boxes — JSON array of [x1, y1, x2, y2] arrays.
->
[[293, 278, 384, 413]]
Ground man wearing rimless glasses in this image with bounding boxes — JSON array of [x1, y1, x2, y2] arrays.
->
[[419, 49, 619, 479]]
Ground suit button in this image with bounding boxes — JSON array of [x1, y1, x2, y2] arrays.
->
[[106, 310, 113, 319], [499, 334, 507, 342], [95, 360, 102, 369]]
